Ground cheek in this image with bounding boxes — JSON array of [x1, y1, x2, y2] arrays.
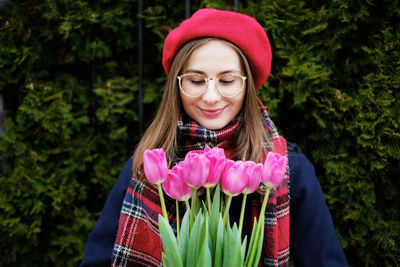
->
[[233, 92, 246, 113], [233, 100, 244, 117]]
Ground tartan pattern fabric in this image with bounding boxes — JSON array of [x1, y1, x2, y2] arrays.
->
[[112, 99, 290, 266], [112, 176, 177, 267], [260, 142, 290, 267], [176, 112, 240, 158]]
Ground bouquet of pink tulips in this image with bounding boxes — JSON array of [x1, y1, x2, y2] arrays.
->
[[143, 146, 288, 267]]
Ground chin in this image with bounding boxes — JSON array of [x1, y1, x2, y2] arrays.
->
[[199, 120, 229, 131]]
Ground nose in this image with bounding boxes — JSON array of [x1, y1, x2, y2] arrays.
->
[[202, 78, 221, 103]]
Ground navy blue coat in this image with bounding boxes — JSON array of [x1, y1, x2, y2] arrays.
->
[[80, 143, 348, 266]]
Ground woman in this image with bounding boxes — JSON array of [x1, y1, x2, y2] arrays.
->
[[80, 8, 348, 267]]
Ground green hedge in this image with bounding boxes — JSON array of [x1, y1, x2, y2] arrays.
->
[[0, 0, 399, 266]]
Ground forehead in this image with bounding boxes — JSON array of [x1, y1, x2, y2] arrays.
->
[[183, 40, 243, 74]]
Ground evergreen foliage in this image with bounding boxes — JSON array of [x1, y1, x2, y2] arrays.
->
[[1, 0, 398, 266]]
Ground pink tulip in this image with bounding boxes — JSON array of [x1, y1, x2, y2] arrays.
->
[[262, 152, 288, 188], [242, 161, 263, 194], [203, 146, 226, 188], [142, 148, 169, 184], [162, 164, 192, 201], [204, 146, 225, 158], [181, 150, 210, 188], [221, 160, 248, 196]]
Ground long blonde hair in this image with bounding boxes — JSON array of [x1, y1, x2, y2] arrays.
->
[[133, 38, 271, 180]]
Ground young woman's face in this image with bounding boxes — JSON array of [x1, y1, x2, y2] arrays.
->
[[179, 40, 246, 130]]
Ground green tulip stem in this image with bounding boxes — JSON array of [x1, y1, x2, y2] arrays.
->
[[238, 193, 248, 235], [176, 200, 180, 241], [190, 188, 198, 229], [157, 183, 168, 221], [206, 188, 212, 214], [220, 191, 223, 212], [222, 195, 233, 227], [185, 199, 190, 210], [247, 186, 271, 267]]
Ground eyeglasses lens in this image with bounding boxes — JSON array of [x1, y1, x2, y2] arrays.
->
[[180, 74, 244, 97]]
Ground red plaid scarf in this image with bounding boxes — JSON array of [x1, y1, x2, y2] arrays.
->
[[176, 112, 240, 159], [112, 99, 290, 266]]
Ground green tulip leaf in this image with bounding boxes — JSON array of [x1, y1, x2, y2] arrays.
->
[[209, 185, 221, 260], [242, 235, 248, 264], [223, 223, 244, 267], [196, 213, 211, 267], [162, 252, 171, 267], [244, 218, 259, 266], [253, 222, 265, 267], [231, 223, 243, 267], [178, 209, 191, 266], [213, 214, 224, 267], [186, 211, 204, 267], [158, 215, 183, 267], [212, 185, 221, 214], [222, 224, 232, 267]]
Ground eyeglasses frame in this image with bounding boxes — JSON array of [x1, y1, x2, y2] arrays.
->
[[177, 72, 247, 98]]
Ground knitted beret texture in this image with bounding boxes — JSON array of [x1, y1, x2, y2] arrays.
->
[[162, 8, 272, 90]]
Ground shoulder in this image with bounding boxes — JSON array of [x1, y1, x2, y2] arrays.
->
[[287, 141, 315, 180], [120, 157, 134, 182], [285, 142, 349, 266], [79, 156, 134, 267], [287, 141, 312, 168], [286, 141, 320, 201]]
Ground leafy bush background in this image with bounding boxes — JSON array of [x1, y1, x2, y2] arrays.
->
[[0, 0, 398, 266]]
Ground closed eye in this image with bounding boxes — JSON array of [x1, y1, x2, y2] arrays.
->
[[220, 79, 234, 84], [191, 80, 205, 85]]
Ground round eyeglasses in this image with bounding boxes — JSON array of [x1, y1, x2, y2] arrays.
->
[[177, 73, 247, 98]]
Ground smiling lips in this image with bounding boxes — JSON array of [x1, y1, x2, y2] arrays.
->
[[200, 107, 225, 118]]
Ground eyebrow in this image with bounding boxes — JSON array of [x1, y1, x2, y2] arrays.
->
[[184, 69, 241, 75]]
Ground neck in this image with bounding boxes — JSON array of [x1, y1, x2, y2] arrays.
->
[[176, 112, 240, 160]]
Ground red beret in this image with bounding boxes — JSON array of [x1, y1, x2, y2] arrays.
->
[[162, 8, 272, 90]]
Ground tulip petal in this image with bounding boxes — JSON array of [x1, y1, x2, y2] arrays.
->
[[221, 160, 248, 196], [143, 149, 168, 184], [204, 148, 226, 188], [242, 162, 262, 194], [162, 165, 192, 201], [262, 152, 288, 188], [182, 151, 210, 188]]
